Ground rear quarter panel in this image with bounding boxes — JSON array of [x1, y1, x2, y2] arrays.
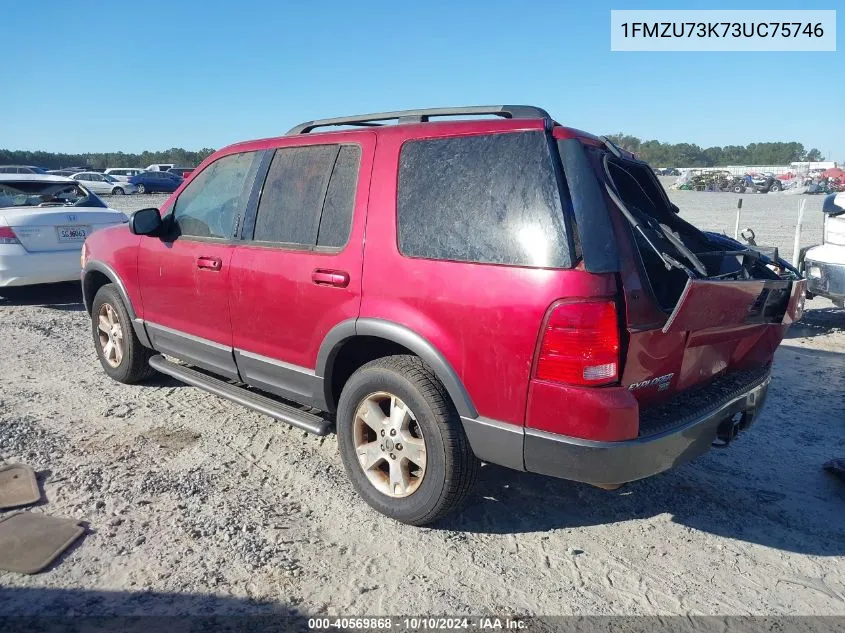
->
[[360, 123, 617, 426]]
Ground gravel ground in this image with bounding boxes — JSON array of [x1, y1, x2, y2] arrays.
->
[[1, 189, 843, 619]]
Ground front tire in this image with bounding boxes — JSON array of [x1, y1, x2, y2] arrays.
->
[[336, 355, 479, 526], [137, 184, 146, 194], [112, 187, 125, 195], [91, 284, 156, 383]]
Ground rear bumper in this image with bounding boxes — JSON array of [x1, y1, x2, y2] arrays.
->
[[522, 371, 771, 485], [0, 246, 82, 287]]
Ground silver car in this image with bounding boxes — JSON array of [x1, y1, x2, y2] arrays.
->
[[70, 172, 137, 195]]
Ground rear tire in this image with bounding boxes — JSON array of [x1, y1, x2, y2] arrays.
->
[[91, 284, 156, 384], [336, 355, 479, 526]]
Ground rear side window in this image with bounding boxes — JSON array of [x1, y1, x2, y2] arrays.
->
[[173, 151, 262, 239], [397, 132, 571, 268], [252, 144, 360, 249]]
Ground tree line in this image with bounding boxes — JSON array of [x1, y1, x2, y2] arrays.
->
[[605, 134, 824, 168], [0, 148, 216, 170], [1, 137, 827, 171]]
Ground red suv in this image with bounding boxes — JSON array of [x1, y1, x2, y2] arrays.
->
[[82, 106, 805, 525]]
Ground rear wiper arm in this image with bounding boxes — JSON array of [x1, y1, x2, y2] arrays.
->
[[697, 249, 762, 260], [601, 154, 708, 277], [602, 181, 694, 276]]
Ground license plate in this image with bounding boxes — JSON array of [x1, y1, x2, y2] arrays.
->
[[56, 225, 92, 242]]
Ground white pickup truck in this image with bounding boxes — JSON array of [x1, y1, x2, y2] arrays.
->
[[802, 192, 845, 307]]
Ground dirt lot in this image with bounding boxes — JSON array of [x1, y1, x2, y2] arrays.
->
[[1, 190, 844, 619]]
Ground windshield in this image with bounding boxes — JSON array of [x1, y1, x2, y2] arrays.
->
[[0, 181, 108, 209], [103, 174, 117, 182]]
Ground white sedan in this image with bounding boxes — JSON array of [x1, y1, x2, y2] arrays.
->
[[0, 174, 128, 291], [71, 172, 137, 195]]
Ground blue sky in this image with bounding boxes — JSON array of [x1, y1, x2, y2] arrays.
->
[[3, 0, 842, 160]]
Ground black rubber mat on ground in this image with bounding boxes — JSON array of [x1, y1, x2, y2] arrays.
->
[[0, 512, 85, 574], [0, 464, 40, 509]]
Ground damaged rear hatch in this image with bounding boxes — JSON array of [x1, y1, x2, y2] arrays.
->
[[557, 132, 804, 415]]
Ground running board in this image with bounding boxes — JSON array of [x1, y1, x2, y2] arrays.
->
[[148, 355, 331, 436]]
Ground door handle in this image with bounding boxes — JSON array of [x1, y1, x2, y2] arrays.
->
[[197, 256, 222, 271], [311, 269, 349, 288]]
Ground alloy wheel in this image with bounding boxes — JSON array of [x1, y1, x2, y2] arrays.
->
[[352, 391, 427, 498], [97, 303, 124, 368]]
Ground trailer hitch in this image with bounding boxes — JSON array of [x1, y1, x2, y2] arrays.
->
[[712, 413, 744, 448]]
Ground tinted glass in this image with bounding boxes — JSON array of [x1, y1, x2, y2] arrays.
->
[[173, 151, 261, 239], [253, 145, 338, 245], [317, 145, 360, 248], [397, 132, 571, 268]]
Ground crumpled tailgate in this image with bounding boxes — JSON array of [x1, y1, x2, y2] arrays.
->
[[623, 277, 805, 407], [662, 278, 801, 334]]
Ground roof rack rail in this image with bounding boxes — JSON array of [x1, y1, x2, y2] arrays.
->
[[287, 105, 552, 135]]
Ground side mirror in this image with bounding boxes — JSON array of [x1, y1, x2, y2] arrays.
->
[[129, 208, 163, 236]]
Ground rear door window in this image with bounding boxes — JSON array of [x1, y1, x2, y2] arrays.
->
[[251, 143, 360, 249], [397, 131, 572, 268]]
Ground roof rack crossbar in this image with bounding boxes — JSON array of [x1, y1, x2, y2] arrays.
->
[[287, 105, 551, 135]]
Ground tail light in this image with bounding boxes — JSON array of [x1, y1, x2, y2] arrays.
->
[[0, 226, 20, 245], [535, 300, 620, 386]]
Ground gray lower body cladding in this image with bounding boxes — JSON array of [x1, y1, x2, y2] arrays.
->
[[463, 371, 771, 485]]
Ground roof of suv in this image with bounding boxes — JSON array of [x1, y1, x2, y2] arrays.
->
[[216, 105, 604, 159], [285, 105, 554, 135]]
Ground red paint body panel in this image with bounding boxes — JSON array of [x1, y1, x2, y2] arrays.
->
[[83, 225, 143, 309], [622, 278, 801, 406], [663, 279, 775, 334], [361, 123, 617, 426], [229, 245, 361, 366], [526, 380, 639, 441], [137, 239, 235, 346]]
